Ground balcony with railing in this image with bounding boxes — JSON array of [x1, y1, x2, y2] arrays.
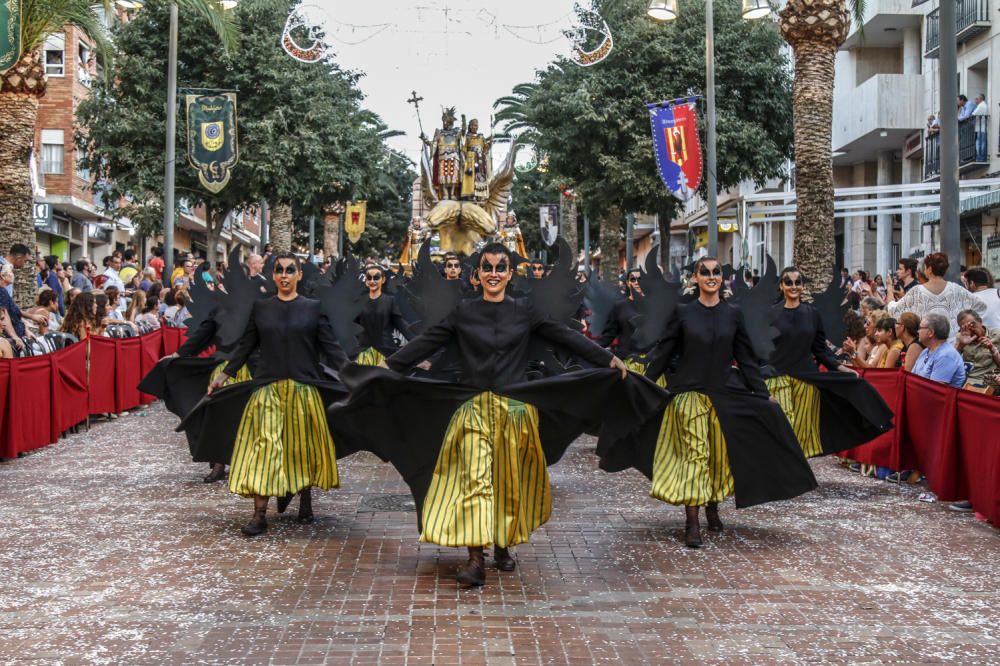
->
[[925, 0, 990, 58], [924, 115, 990, 180]]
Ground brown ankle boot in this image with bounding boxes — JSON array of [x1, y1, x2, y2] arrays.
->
[[296, 488, 314, 524], [241, 507, 268, 537], [684, 506, 702, 548], [493, 546, 516, 571], [705, 503, 724, 532], [456, 547, 486, 587]]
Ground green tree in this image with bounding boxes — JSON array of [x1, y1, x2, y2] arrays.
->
[[0, 0, 235, 307], [496, 0, 793, 277], [77, 0, 386, 264]]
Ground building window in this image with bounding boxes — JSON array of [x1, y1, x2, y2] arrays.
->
[[77, 41, 92, 87], [41, 129, 65, 177], [76, 143, 90, 181], [44, 33, 65, 77]]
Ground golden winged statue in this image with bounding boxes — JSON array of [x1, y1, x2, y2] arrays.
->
[[420, 138, 518, 256]]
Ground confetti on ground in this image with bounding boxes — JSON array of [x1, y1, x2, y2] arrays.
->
[[2, 401, 998, 664]]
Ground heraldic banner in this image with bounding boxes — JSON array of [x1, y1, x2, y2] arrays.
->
[[185, 92, 239, 194], [1, 0, 23, 75], [647, 97, 703, 202], [345, 201, 367, 244]]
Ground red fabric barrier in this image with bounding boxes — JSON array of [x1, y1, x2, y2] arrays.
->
[[88, 336, 117, 415], [161, 327, 187, 356], [901, 373, 963, 501], [139, 329, 164, 404], [115, 337, 142, 413], [0, 360, 10, 457], [49, 342, 89, 441], [955, 391, 1000, 525], [841, 369, 904, 469], [2, 355, 54, 456]]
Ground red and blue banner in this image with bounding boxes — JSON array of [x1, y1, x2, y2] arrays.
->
[[648, 97, 703, 202]]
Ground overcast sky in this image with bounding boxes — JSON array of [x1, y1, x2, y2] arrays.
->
[[310, 0, 582, 163]]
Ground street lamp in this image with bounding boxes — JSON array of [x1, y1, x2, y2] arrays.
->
[[647, 0, 678, 22], [647, 0, 771, 258]]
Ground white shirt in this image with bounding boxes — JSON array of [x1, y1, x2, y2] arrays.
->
[[102, 266, 124, 291], [973, 288, 1000, 328], [886, 281, 987, 342]]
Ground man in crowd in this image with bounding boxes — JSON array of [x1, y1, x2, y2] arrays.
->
[[0, 243, 31, 297], [894, 258, 919, 297], [100, 254, 125, 291], [148, 246, 165, 282], [913, 313, 966, 388], [442, 253, 462, 281], [958, 94, 976, 121], [71, 259, 94, 291], [964, 267, 1000, 328]]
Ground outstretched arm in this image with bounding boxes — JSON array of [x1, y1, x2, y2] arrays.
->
[[386, 311, 457, 371]]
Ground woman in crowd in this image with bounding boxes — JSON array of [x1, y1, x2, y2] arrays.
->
[[354, 263, 411, 366], [765, 266, 893, 460], [203, 252, 350, 536], [873, 318, 903, 369], [163, 288, 190, 326], [104, 286, 125, 321], [955, 309, 1000, 392], [887, 252, 986, 340], [60, 292, 99, 341], [629, 257, 816, 548], [896, 312, 923, 372], [136, 294, 161, 331], [26, 290, 62, 334], [125, 290, 157, 332], [873, 275, 887, 300]]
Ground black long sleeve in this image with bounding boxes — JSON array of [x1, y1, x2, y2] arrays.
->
[[387, 311, 457, 372], [811, 308, 841, 371], [317, 311, 349, 371], [733, 311, 768, 395]]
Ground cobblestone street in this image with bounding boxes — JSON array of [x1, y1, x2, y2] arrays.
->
[[2, 401, 999, 665]]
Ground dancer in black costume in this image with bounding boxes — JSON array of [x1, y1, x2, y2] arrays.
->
[[328, 242, 662, 587], [600, 256, 817, 548], [354, 263, 412, 366], [765, 266, 893, 458]]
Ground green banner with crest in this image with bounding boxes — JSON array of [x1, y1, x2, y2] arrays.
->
[[1, 0, 23, 75], [185, 92, 239, 193]]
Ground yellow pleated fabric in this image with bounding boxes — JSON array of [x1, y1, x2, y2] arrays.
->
[[355, 347, 386, 367], [420, 392, 549, 548], [651, 391, 734, 506], [623, 356, 668, 388], [228, 379, 339, 498], [209, 361, 253, 386], [766, 375, 823, 458]]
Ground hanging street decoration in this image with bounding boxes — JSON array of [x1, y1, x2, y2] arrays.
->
[[282, 5, 329, 63], [514, 143, 538, 173], [539, 204, 559, 247], [345, 200, 367, 244], [564, 3, 613, 67], [648, 97, 703, 202], [1, 0, 23, 75], [185, 92, 239, 194]]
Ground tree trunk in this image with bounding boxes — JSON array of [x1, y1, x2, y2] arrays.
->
[[0, 50, 46, 308], [658, 214, 672, 271], [599, 206, 622, 285], [559, 193, 578, 260], [269, 203, 293, 253], [779, 0, 850, 289], [206, 207, 231, 267]]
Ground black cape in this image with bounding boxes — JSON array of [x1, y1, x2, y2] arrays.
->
[[766, 303, 894, 455], [603, 299, 818, 509], [170, 296, 356, 464], [327, 296, 667, 529]]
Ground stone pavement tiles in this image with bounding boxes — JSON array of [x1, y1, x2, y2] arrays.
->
[[1, 402, 999, 665]]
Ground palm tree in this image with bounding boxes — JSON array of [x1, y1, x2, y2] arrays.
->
[[0, 0, 237, 307], [779, 0, 865, 285]]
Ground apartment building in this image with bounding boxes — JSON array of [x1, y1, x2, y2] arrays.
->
[[832, 0, 1000, 278], [32, 12, 260, 267]]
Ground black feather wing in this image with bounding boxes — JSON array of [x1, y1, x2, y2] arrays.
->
[[584, 274, 623, 339], [524, 238, 583, 325], [735, 254, 780, 361], [402, 243, 465, 334], [810, 264, 848, 348], [183, 263, 218, 330], [631, 246, 680, 349], [315, 250, 367, 357], [213, 246, 262, 348]]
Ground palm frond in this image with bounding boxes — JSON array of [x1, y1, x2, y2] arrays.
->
[[176, 0, 239, 53], [846, 0, 866, 38], [21, 0, 113, 56]]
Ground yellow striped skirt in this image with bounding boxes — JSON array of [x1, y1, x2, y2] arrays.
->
[[624, 356, 668, 388], [420, 392, 548, 548], [209, 361, 253, 387], [355, 347, 386, 367], [228, 379, 339, 498], [651, 391, 734, 506], [766, 375, 823, 459]]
